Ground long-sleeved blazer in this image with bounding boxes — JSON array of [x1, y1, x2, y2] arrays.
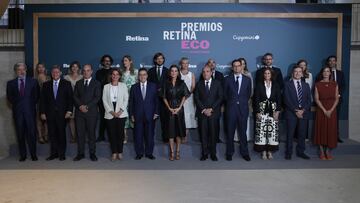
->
[[102, 82, 129, 119], [283, 79, 311, 119]]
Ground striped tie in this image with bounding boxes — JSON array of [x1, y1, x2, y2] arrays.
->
[[297, 81, 303, 108]]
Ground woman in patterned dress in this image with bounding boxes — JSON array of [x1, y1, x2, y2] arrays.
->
[[253, 67, 281, 160], [121, 55, 138, 144], [179, 57, 197, 143]]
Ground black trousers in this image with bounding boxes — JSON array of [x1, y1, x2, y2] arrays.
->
[[198, 114, 217, 156], [158, 98, 168, 142], [106, 117, 126, 153], [47, 112, 67, 157], [76, 115, 97, 155], [98, 102, 107, 139], [14, 111, 37, 158]]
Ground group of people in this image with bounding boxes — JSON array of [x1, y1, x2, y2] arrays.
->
[[6, 52, 345, 162]]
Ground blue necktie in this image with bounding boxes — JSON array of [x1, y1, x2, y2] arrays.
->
[[297, 81, 303, 108], [53, 81, 58, 99]]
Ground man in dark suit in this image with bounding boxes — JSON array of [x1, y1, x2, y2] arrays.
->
[[194, 66, 223, 161], [95, 54, 114, 142], [255, 53, 284, 90], [327, 55, 345, 143], [147, 52, 168, 143], [73, 64, 101, 161], [199, 58, 224, 143], [129, 68, 159, 160], [284, 65, 312, 160], [40, 65, 73, 161], [223, 59, 252, 161], [6, 63, 40, 161]]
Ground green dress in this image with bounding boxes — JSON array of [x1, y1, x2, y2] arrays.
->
[[122, 69, 138, 128]]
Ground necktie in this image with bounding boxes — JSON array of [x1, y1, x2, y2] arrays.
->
[[84, 79, 88, 87], [141, 84, 146, 100], [157, 67, 161, 80], [333, 70, 337, 81], [205, 81, 210, 95], [53, 81, 58, 99], [19, 78, 25, 96], [297, 81, 303, 108], [235, 76, 240, 94]]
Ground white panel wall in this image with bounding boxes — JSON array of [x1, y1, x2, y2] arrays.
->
[[0, 51, 24, 158]]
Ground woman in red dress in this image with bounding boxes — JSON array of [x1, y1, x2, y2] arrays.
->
[[314, 66, 339, 160]]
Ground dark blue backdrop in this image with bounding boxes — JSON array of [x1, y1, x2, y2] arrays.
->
[[24, 3, 351, 121]]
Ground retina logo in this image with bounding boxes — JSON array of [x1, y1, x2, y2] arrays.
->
[[126, 35, 149, 42]]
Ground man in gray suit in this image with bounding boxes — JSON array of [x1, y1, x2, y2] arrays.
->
[[73, 64, 101, 161]]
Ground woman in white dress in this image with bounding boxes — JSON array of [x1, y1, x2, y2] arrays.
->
[[64, 61, 83, 143], [179, 57, 197, 143]]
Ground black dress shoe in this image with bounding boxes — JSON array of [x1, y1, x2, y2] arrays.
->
[[200, 155, 208, 161], [19, 156, 26, 162], [338, 138, 344, 143], [242, 155, 251, 162], [59, 156, 66, 161], [31, 156, 38, 161], [46, 154, 59, 161], [73, 154, 85, 161], [226, 155, 232, 161], [210, 155, 218, 161], [296, 153, 310, 160], [90, 154, 98, 161], [285, 154, 292, 160], [145, 155, 156, 160], [135, 155, 143, 160]]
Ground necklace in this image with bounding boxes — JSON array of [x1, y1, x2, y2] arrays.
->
[[111, 84, 118, 100]]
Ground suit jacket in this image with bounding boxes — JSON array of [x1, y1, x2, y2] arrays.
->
[[6, 77, 40, 117], [255, 67, 284, 90], [73, 78, 101, 117], [40, 79, 73, 117], [223, 74, 252, 117], [199, 70, 224, 86], [253, 81, 281, 114], [333, 69, 345, 95], [283, 79, 311, 119], [128, 82, 159, 122], [148, 66, 168, 90], [194, 79, 223, 118], [102, 82, 129, 119]]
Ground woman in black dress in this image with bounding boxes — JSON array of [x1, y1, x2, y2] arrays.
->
[[253, 67, 281, 160], [161, 65, 190, 161]]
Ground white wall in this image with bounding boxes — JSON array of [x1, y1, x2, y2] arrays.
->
[[0, 51, 24, 158], [349, 49, 360, 142]]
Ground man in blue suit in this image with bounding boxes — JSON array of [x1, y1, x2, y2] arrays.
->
[[224, 59, 252, 161], [129, 68, 159, 160], [6, 63, 40, 161], [284, 65, 311, 160]]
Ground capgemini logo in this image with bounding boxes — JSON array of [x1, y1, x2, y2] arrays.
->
[[233, 34, 261, 42]]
